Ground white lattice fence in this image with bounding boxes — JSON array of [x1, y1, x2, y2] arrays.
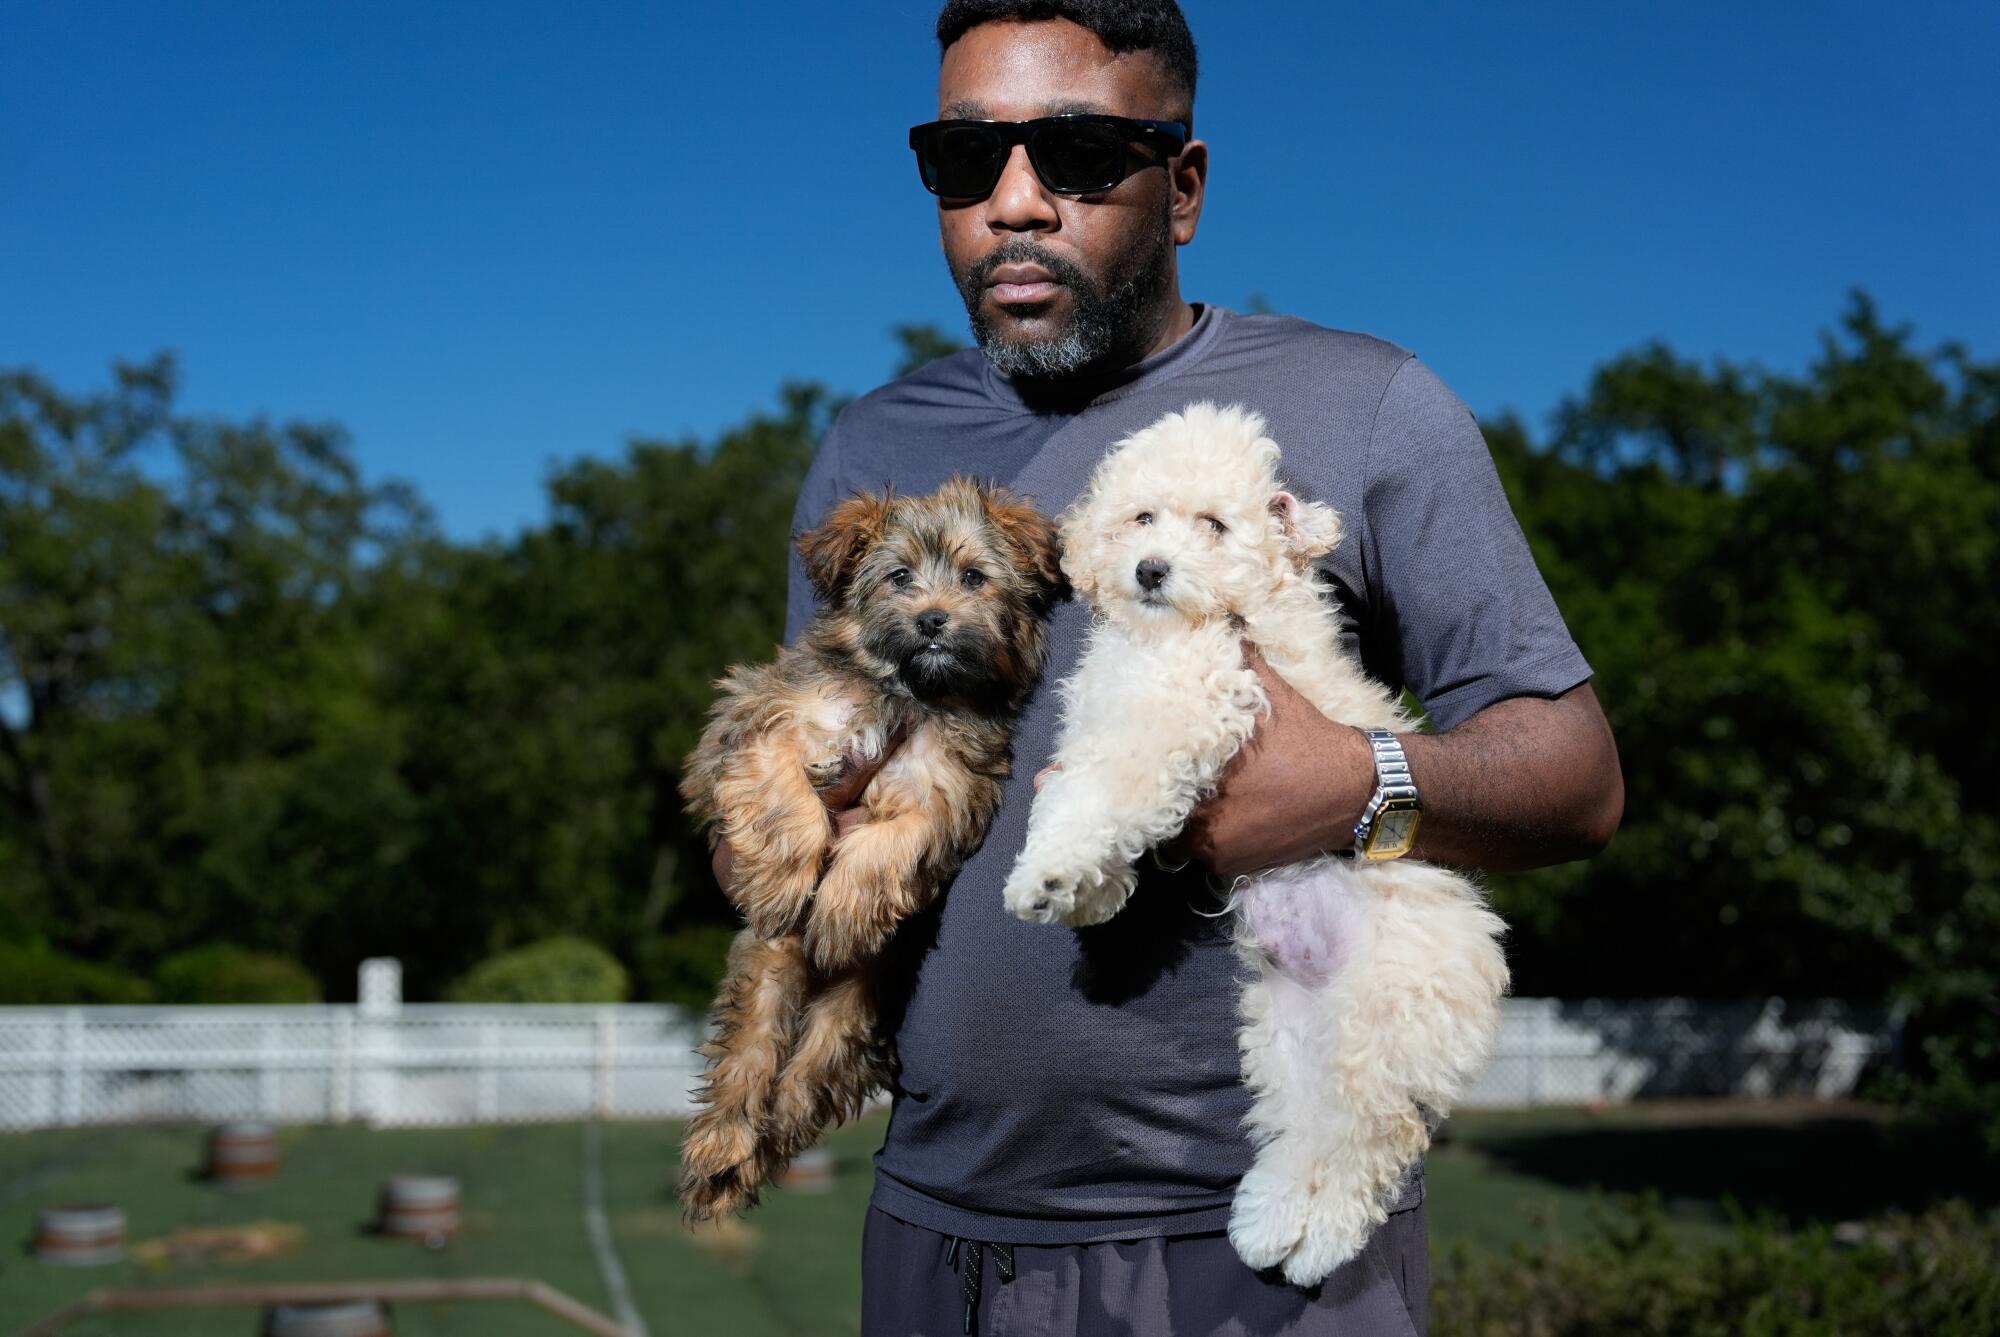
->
[[0, 998, 1892, 1131], [1467, 998, 1893, 1106], [0, 1004, 707, 1130]]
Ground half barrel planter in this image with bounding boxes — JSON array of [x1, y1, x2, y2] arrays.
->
[[34, 1203, 128, 1266], [377, 1175, 460, 1246], [207, 1121, 282, 1183], [263, 1300, 393, 1337]]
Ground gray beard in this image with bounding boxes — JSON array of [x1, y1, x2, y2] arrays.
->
[[953, 205, 1176, 383]]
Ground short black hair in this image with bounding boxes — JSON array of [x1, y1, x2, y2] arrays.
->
[[935, 0, 1198, 132]]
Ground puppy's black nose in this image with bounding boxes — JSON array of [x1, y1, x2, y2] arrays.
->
[[1135, 558, 1170, 592], [916, 608, 949, 637]]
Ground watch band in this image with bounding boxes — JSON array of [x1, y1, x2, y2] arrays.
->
[[1351, 728, 1420, 857]]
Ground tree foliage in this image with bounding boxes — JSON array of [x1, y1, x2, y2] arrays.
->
[[1485, 295, 1999, 1134], [1, 302, 1994, 1135]]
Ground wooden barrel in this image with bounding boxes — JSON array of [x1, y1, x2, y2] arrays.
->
[[263, 1301, 392, 1337], [377, 1174, 460, 1244], [207, 1121, 282, 1182], [34, 1203, 127, 1265], [777, 1146, 835, 1193]]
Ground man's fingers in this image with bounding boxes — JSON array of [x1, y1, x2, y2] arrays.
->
[[818, 716, 913, 812], [818, 766, 873, 812], [832, 804, 873, 841]]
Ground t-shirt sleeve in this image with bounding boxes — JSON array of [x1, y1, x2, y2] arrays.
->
[[1359, 357, 1592, 731], [783, 418, 847, 643]]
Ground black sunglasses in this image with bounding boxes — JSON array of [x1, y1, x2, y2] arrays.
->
[[908, 114, 1188, 199]]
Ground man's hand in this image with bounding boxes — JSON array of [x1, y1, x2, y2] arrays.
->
[[708, 730, 903, 894], [1178, 650, 1374, 878], [1180, 647, 1623, 878]]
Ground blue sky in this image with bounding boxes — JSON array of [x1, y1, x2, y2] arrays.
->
[[5, 1, 1996, 540]]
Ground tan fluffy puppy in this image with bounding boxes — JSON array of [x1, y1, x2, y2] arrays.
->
[[678, 477, 1062, 1219]]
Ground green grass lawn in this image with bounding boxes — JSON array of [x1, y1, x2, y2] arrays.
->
[[4, 1102, 1989, 1336]]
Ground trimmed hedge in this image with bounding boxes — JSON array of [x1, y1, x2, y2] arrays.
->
[[153, 944, 322, 1004], [1435, 1198, 2000, 1337], [0, 941, 152, 1004], [639, 924, 736, 1011], [447, 936, 629, 1004]]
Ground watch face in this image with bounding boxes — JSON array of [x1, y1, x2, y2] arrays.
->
[[1367, 807, 1421, 859]]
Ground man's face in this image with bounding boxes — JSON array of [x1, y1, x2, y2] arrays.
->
[[934, 18, 1204, 380]]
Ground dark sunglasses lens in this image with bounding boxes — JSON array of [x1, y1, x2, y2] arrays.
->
[[1030, 121, 1128, 192], [920, 124, 1005, 196]]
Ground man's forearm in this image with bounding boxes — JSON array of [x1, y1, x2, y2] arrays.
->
[[1396, 683, 1623, 871], [1185, 668, 1622, 877]]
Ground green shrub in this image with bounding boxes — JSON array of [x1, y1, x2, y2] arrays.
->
[[638, 924, 737, 1011], [447, 936, 629, 1004], [153, 944, 322, 1004], [1434, 1198, 2000, 1337], [0, 941, 153, 1004]]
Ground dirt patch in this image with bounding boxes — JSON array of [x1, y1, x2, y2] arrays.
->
[[687, 1215, 760, 1274], [134, 1221, 305, 1266]]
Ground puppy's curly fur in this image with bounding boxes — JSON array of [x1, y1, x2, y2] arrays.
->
[[1003, 404, 1510, 1285], [678, 477, 1062, 1220]]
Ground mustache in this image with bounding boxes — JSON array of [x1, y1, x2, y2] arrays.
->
[[963, 240, 1097, 299]]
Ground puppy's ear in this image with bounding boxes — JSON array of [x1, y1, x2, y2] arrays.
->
[[798, 491, 893, 601], [982, 486, 1067, 599], [1268, 491, 1341, 567], [1056, 502, 1099, 603]]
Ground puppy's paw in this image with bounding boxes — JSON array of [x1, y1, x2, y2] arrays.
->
[[1062, 873, 1132, 927], [1276, 1166, 1383, 1287], [804, 751, 845, 791], [1228, 1157, 1311, 1272], [1004, 858, 1131, 927], [678, 1115, 765, 1222], [803, 901, 890, 972], [1280, 1214, 1368, 1288], [1002, 866, 1077, 924], [678, 1163, 759, 1223]]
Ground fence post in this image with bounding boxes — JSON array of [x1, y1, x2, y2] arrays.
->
[[332, 1008, 354, 1123], [1528, 1001, 1549, 1106], [479, 1020, 499, 1123], [59, 1008, 84, 1126], [593, 1008, 614, 1119], [259, 1018, 279, 1118]]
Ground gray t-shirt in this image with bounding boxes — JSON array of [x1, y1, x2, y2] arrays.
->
[[781, 305, 1591, 1244]]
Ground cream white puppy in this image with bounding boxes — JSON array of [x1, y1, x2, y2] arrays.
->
[[1003, 403, 1510, 1285]]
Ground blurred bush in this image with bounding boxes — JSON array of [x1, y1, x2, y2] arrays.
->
[[1434, 1197, 2000, 1337], [153, 944, 322, 1003], [639, 924, 736, 1011], [0, 941, 152, 1004], [447, 936, 630, 1003]]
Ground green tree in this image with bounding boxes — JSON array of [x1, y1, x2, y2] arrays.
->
[[0, 355, 429, 978], [368, 382, 841, 997], [1487, 295, 2000, 1136]]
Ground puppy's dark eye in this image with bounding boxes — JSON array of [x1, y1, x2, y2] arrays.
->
[[1135, 511, 1154, 525], [1203, 515, 1228, 535], [959, 568, 987, 591], [889, 567, 912, 589]]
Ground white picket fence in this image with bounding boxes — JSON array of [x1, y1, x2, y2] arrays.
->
[[0, 998, 1891, 1131], [0, 1004, 707, 1131]]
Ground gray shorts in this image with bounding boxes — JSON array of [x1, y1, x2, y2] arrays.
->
[[859, 1198, 1428, 1337]]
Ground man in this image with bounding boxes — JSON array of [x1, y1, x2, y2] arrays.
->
[[714, 2, 1623, 1332]]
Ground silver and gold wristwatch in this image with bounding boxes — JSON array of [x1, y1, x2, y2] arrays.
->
[[1351, 728, 1422, 861]]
